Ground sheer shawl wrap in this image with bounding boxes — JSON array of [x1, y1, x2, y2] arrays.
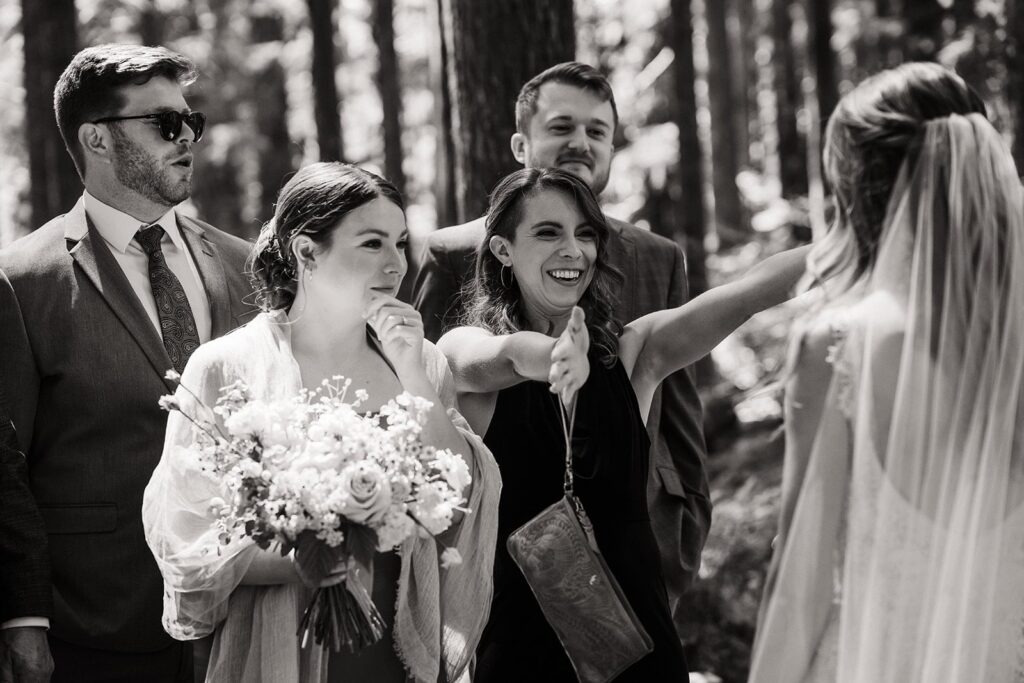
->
[[751, 114, 1024, 682], [142, 312, 501, 682]]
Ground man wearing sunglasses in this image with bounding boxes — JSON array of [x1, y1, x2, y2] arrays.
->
[[0, 44, 255, 682]]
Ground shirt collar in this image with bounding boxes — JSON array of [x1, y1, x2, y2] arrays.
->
[[83, 190, 184, 254]]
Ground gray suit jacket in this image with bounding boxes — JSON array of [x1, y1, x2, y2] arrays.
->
[[412, 215, 711, 617], [0, 197, 256, 652], [0, 375, 51, 624]]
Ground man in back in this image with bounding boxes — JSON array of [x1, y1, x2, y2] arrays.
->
[[0, 45, 255, 681], [413, 62, 711, 635]]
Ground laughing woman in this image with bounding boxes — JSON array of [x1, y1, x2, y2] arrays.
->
[[143, 163, 500, 683], [438, 168, 807, 681]]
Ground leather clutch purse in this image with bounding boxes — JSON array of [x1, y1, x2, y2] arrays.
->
[[505, 399, 653, 682]]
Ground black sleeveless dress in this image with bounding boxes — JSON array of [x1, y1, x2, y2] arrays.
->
[[475, 352, 689, 682]]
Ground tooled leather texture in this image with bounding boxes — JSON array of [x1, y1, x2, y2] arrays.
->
[[506, 495, 653, 683]]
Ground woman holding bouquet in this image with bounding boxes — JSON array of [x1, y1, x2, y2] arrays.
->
[[438, 168, 807, 680], [143, 162, 500, 682]]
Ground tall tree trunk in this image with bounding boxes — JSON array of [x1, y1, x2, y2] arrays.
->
[[728, 0, 752, 170], [372, 0, 406, 194], [430, 0, 457, 229], [307, 0, 344, 162], [950, 0, 975, 33], [875, 0, 897, 16], [772, 0, 808, 198], [22, 0, 79, 230], [669, 0, 715, 387], [704, 0, 747, 246], [440, 0, 575, 223], [669, 0, 709, 299], [904, 0, 945, 60], [249, 11, 294, 237], [1010, 0, 1024, 170], [809, 0, 837, 134]]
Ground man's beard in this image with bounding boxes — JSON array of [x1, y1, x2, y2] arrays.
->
[[534, 150, 610, 195], [110, 127, 191, 207]]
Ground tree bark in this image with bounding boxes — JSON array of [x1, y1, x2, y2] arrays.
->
[[772, 0, 808, 198], [904, 0, 945, 61], [808, 0, 837, 133], [950, 0, 975, 33], [22, 0, 80, 230], [704, 0, 747, 245], [1010, 0, 1024, 170], [728, 0, 752, 170], [439, 0, 575, 223], [669, 0, 709, 299], [430, 0, 457, 229], [669, 0, 715, 387], [249, 11, 294, 237], [372, 0, 406, 194], [307, 0, 344, 162]]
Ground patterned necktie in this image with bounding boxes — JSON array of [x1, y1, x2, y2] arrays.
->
[[136, 224, 201, 374]]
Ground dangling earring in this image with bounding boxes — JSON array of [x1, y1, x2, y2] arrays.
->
[[500, 264, 515, 288]]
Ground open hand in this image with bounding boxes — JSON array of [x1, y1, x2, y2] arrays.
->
[[549, 307, 590, 407], [363, 294, 424, 376]]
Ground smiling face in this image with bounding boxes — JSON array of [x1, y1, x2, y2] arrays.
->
[[512, 82, 615, 195], [490, 188, 598, 331], [303, 197, 408, 316], [103, 76, 197, 208]]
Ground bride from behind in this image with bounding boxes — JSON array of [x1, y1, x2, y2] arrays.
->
[[750, 62, 1024, 682]]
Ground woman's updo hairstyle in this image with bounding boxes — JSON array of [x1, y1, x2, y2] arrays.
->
[[815, 62, 986, 290], [248, 162, 404, 311]]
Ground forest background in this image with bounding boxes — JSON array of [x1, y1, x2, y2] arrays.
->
[[2, 1, 1022, 680]]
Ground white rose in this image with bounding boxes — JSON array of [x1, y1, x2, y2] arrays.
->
[[338, 461, 392, 524], [376, 508, 415, 550], [432, 450, 471, 495]]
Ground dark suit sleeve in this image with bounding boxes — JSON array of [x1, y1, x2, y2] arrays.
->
[[412, 236, 463, 344], [0, 380, 52, 623], [658, 244, 712, 587], [0, 268, 40, 455]]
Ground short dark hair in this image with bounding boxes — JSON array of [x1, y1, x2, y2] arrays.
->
[[514, 62, 618, 135], [54, 44, 198, 178], [248, 162, 405, 312], [462, 168, 623, 367]]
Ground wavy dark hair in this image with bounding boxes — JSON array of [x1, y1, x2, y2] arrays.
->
[[813, 62, 986, 292], [461, 168, 623, 367], [247, 162, 404, 311]]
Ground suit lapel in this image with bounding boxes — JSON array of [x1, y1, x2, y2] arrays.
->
[[64, 201, 175, 387], [178, 216, 234, 339]]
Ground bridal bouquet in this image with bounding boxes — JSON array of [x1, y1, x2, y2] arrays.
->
[[159, 371, 471, 652]]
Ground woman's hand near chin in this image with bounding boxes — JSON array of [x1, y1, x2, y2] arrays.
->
[[548, 306, 590, 408], [364, 294, 426, 378]]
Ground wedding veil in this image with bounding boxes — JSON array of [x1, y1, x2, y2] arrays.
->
[[751, 113, 1024, 682]]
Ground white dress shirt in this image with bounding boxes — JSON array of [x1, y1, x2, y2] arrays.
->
[[83, 190, 213, 343], [1, 195, 211, 632]]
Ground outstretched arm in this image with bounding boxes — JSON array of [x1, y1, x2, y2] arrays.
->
[[625, 245, 810, 387], [438, 309, 589, 402]]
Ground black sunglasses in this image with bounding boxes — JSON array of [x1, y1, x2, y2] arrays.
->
[[92, 110, 206, 142]]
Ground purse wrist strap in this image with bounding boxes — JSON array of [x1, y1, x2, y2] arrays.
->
[[557, 397, 577, 496]]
